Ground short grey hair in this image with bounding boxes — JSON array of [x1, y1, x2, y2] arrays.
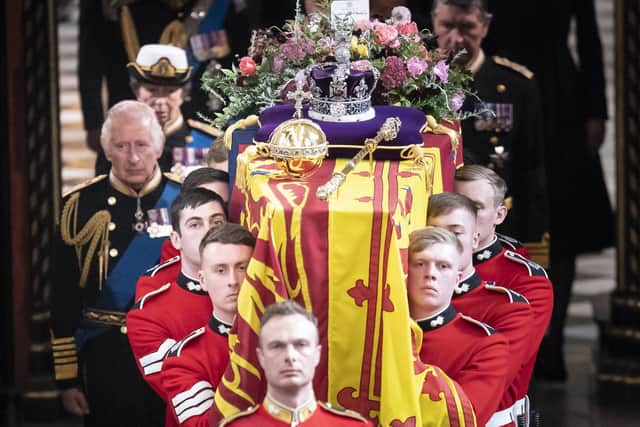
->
[[100, 100, 165, 152]]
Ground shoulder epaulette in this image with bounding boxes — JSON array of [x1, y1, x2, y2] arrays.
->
[[167, 326, 205, 358], [493, 56, 534, 79], [146, 255, 181, 276], [163, 172, 183, 184], [133, 283, 171, 310], [187, 118, 223, 138], [496, 232, 524, 250], [63, 174, 107, 198], [318, 402, 370, 423], [460, 314, 497, 336], [218, 404, 260, 426], [484, 282, 530, 304], [504, 250, 549, 278]]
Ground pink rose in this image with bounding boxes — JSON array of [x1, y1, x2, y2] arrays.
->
[[352, 59, 373, 71], [449, 91, 465, 112], [374, 23, 398, 46], [433, 60, 449, 83], [355, 19, 373, 32], [406, 56, 428, 77], [396, 21, 419, 36], [239, 56, 257, 75]]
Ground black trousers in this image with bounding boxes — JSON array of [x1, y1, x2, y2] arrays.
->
[[81, 328, 165, 427]]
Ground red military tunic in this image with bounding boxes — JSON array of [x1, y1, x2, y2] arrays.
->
[[134, 255, 181, 301], [417, 305, 510, 426], [160, 238, 180, 263], [451, 271, 533, 414], [473, 235, 553, 403], [126, 271, 213, 426], [219, 396, 373, 427], [496, 232, 530, 258], [161, 317, 231, 427]]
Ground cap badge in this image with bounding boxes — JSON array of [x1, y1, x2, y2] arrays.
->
[[150, 57, 177, 78]]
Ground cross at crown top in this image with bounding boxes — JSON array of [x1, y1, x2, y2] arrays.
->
[[287, 77, 312, 119]]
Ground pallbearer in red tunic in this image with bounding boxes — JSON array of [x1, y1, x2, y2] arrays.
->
[[426, 192, 536, 425], [161, 223, 256, 426], [218, 301, 372, 427], [407, 226, 510, 426], [126, 188, 227, 426], [158, 167, 231, 264], [454, 165, 553, 425]]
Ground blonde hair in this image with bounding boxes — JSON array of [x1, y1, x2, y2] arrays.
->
[[455, 165, 507, 207], [409, 226, 463, 256]]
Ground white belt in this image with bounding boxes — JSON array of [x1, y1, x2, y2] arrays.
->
[[486, 396, 529, 427]]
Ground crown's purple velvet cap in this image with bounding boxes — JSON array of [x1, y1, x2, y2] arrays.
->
[[255, 104, 427, 160]]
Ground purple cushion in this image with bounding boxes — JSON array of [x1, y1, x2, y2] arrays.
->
[[254, 104, 427, 160]]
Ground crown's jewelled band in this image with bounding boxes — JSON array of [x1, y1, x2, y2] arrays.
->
[[309, 97, 375, 123]]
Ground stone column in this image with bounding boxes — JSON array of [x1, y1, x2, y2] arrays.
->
[[597, 0, 640, 398]]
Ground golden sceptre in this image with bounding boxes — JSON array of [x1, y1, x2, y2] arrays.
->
[[316, 117, 401, 200]]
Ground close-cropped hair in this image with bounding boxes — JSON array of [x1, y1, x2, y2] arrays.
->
[[432, 0, 489, 18], [207, 137, 229, 164], [182, 167, 229, 191], [428, 192, 478, 219], [409, 226, 463, 256], [198, 222, 256, 256], [259, 300, 318, 344], [170, 188, 226, 234], [455, 164, 508, 207], [101, 100, 164, 152]]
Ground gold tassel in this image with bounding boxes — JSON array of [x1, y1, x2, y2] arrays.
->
[[422, 115, 461, 164], [120, 5, 140, 63], [159, 19, 189, 48], [224, 115, 259, 149], [60, 193, 112, 289]]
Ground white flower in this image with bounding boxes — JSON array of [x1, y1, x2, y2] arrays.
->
[[390, 6, 412, 24]]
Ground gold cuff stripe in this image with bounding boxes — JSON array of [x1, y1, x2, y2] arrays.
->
[[53, 350, 77, 358], [52, 344, 76, 351], [54, 356, 78, 364], [54, 364, 78, 381], [51, 337, 75, 344]]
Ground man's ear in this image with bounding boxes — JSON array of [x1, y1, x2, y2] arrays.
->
[[154, 143, 164, 161], [472, 231, 480, 251], [481, 12, 493, 37], [495, 204, 508, 225], [198, 270, 207, 291], [456, 270, 464, 283], [169, 229, 182, 251], [314, 344, 322, 368], [256, 346, 265, 370], [103, 144, 112, 162]]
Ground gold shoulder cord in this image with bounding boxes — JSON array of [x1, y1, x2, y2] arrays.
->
[[159, 19, 189, 48], [120, 5, 140, 63], [59, 193, 112, 289]]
